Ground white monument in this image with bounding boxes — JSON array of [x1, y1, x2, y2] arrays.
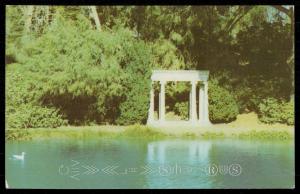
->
[[147, 70, 211, 127]]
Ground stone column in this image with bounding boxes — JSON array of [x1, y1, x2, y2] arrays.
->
[[191, 81, 197, 122], [147, 82, 154, 123], [199, 82, 205, 123], [159, 80, 166, 122], [203, 81, 210, 124], [189, 88, 192, 120]]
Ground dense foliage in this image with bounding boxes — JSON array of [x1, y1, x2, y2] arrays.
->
[[116, 41, 153, 125], [6, 104, 67, 128], [5, 6, 294, 128], [6, 64, 68, 128], [174, 102, 189, 120], [208, 79, 239, 123], [6, 14, 154, 127], [258, 98, 294, 125]]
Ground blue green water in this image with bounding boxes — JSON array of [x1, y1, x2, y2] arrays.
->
[[5, 138, 294, 189]]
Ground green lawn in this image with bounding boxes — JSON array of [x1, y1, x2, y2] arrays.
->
[[6, 124, 293, 141], [5, 113, 294, 141]]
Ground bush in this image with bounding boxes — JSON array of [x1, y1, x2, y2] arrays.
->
[[208, 79, 239, 123], [257, 98, 281, 124], [211, 70, 292, 114], [258, 98, 294, 125], [116, 41, 153, 125], [174, 102, 189, 120], [234, 78, 291, 113], [116, 84, 150, 125], [6, 104, 67, 128], [281, 100, 294, 125], [6, 64, 67, 128]]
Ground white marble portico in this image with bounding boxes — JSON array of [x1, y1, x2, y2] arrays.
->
[[147, 70, 211, 127]]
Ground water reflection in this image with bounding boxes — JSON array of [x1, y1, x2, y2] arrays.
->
[[145, 140, 213, 188], [147, 140, 212, 164], [6, 138, 294, 189]]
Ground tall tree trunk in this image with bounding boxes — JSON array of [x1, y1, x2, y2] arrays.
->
[[24, 6, 34, 33], [45, 6, 50, 25], [89, 6, 101, 31]]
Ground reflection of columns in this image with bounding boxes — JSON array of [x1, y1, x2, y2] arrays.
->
[[159, 81, 166, 121], [189, 142, 197, 157], [158, 142, 165, 163], [148, 144, 155, 161], [148, 82, 154, 123], [188, 141, 212, 164], [199, 82, 205, 123], [191, 81, 197, 122]]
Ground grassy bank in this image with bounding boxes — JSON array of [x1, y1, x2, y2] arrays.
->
[[5, 125, 164, 141], [5, 113, 294, 141], [6, 124, 293, 141]]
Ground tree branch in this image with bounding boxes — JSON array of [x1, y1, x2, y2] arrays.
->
[[224, 6, 243, 32], [226, 7, 252, 33], [272, 5, 292, 18]]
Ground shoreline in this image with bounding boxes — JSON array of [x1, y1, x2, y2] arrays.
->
[[5, 123, 294, 141]]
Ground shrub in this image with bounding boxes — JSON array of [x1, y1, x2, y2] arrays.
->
[[258, 98, 294, 125], [174, 102, 189, 120], [208, 79, 239, 123], [116, 84, 150, 125], [6, 64, 67, 128], [281, 100, 294, 125], [257, 98, 281, 124], [6, 104, 67, 128], [116, 41, 153, 125], [234, 78, 290, 113]]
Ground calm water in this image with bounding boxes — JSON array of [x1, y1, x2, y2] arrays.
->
[[6, 138, 294, 189]]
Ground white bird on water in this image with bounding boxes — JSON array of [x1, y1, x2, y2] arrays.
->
[[5, 180, 9, 188], [12, 152, 26, 160]]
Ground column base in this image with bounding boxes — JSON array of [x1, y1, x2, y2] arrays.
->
[[198, 119, 212, 126], [147, 120, 212, 128], [147, 118, 154, 125], [189, 118, 198, 124]]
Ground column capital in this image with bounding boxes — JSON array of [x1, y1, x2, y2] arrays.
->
[[190, 80, 197, 86], [199, 81, 206, 88], [160, 80, 167, 85]]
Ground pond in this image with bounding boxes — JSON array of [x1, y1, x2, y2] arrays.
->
[[5, 138, 294, 189]]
